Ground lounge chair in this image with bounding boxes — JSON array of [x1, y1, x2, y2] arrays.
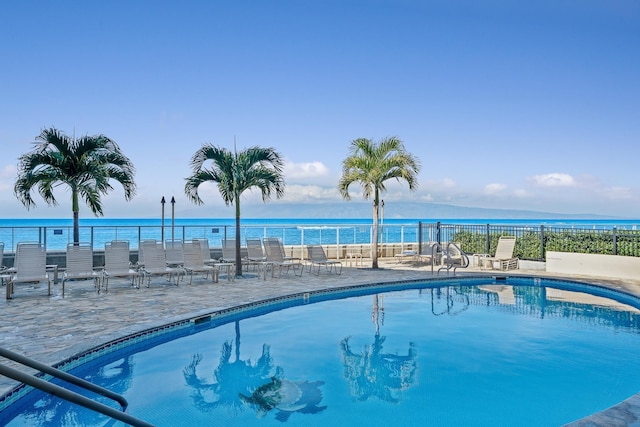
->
[[0, 242, 8, 287], [165, 239, 184, 267], [139, 240, 184, 287], [6, 242, 51, 299], [182, 240, 219, 285], [193, 238, 216, 265], [264, 237, 297, 261], [245, 238, 270, 279], [264, 238, 303, 278], [480, 236, 519, 270], [221, 239, 238, 264], [62, 242, 100, 297], [102, 240, 140, 292], [306, 245, 342, 275]]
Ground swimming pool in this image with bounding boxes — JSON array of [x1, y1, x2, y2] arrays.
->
[[2, 276, 640, 426]]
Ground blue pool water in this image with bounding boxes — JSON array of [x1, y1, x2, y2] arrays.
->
[[2, 277, 640, 426]]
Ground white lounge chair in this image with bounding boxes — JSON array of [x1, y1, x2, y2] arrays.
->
[[182, 240, 219, 285], [245, 238, 270, 279], [102, 240, 140, 292], [6, 242, 51, 299], [139, 240, 184, 287], [480, 236, 519, 270], [306, 245, 342, 275], [193, 238, 216, 265], [221, 239, 237, 264], [264, 238, 303, 278], [62, 242, 100, 297], [165, 239, 184, 267]]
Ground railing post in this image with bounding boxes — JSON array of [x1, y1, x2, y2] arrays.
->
[[485, 224, 490, 255], [436, 221, 441, 245], [613, 227, 617, 255], [418, 221, 423, 253], [540, 225, 545, 261]]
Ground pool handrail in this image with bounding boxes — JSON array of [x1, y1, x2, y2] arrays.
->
[[0, 347, 155, 427]]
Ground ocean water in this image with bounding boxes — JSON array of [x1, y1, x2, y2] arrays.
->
[[0, 218, 638, 251]]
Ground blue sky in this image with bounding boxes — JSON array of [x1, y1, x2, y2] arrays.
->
[[1, 0, 639, 219]]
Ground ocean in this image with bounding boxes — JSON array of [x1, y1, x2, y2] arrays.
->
[[1, 217, 638, 251]]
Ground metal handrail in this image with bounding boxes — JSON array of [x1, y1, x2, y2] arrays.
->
[[437, 242, 470, 274], [0, 347, 154, 427]]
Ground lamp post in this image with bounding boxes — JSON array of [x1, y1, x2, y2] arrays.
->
[[161, 197, 166, 243], [171, 196, 176, 242]]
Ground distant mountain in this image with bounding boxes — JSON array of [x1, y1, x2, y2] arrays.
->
[[179, 201, 617, 220]]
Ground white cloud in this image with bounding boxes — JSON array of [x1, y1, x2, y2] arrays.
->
[[513, 189, 529, 198], [530, 173, 576, 187], [484, 183, 507, 195], [279, 184, 340, 203], [606, 186, 634, 200], [284, 160, 329, 181], [425, 178, 457, 189]]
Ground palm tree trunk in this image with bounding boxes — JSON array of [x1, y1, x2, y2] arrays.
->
[[372, 190, 380, 269], [235, 197, 242, 277]]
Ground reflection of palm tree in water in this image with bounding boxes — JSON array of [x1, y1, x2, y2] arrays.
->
[[183, 320, 278, 413], [16, 356, 136, 427], [183, 320, 327, 420], [340, 294, 417, 403]]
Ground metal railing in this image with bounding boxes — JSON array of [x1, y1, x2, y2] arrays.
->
[[419, 222, 640, 261], [0, 347, 154, 427], [1, 221, 639, 262]]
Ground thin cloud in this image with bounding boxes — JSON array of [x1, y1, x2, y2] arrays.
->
[[427, 178, 458, 189], [484, 183, 507, 195], [530, 173, 576, 187]]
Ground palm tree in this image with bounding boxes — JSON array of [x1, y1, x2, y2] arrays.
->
[[184, 144, 285, 277], [14, 127, 137, 244], [338, 137, 420, 268]]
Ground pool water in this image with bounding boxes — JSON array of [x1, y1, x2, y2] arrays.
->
[[3, 277, 640, 426]]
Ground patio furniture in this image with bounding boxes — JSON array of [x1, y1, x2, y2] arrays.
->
[[480, 236, 519, 271], [62, 242, 100, 297], [264, 238, 303, 278], [245, 238, 270, 279], [6, 242, 50, 299], [165, 239, 184, 267], [182, 240, 219, 284], [306, 245, 342, 275], [139, 240, 185, 287], [102, 240, 140, 292]]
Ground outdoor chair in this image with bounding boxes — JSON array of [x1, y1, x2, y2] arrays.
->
[[139, 240, 185, 287], [6, 242, 51, 299], [102, 240, 140, 292], [264, 238, 303, 278], [193, 238, 216, 265], [182, 240, 219, 285], [306, 245, 342, 275], [480, 236, 519, 271], [165, 239, 185, 267], [245, 238, 270, 278], [62, 242, 100, 297]]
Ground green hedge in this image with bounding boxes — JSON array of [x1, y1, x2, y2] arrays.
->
[[450, 229, 640, 261]]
